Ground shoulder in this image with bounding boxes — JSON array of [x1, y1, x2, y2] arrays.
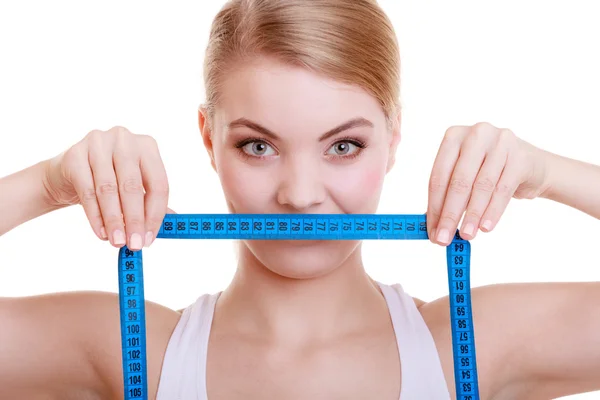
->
[[410, 285, 498, 399], [4, 290, 183, 399], [416, 283, 570, 400], [70, 291, 182, 399]]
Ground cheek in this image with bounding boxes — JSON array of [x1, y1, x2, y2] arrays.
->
[[217, 156, 273, 212], [329, 163, 386, 211], [362, 168, 385, 193], [357, 168, 386, 211]]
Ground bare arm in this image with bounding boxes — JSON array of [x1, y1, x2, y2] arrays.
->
[[489, 152, 600, 397], [423, 134, 600, 399], [0, 127, 177, 397], [0, 291, 180, 399], [0, 158, 65, 236], [539, 149, 600, 220], [480, 283, 600, 399], [496, 153, 600, 397], [0, 161, 100, 397], [421, 282, 600, 400], [0, 292, 113, 398]]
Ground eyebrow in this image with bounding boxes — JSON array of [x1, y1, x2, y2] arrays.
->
[[226, 117, 374, 141]]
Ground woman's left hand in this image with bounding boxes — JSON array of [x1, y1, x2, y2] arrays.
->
[[426, 122, 551, 246]]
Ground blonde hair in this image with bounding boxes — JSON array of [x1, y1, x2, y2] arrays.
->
[[202, 0, 401, 132]]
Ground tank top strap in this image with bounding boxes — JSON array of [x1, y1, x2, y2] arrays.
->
[[156, 292, 219, 400], [376, 281, 451, 399]]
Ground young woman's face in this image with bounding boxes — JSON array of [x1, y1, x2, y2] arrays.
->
[[200, 57, 400, 279]]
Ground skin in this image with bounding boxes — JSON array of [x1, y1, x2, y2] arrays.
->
[[1, 56, 600, 399]]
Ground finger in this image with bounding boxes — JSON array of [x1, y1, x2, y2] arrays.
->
[[65, 147, 107, 240], [427, 127, 468, 243], [479, 152, 521, 233], [139, 146, 169, 248], [459, 147, 508, 240], [114, 152, 146, 251], [167, 207, 177, 214], [89, 141, 126, 248], [434, 139, 486, 245]]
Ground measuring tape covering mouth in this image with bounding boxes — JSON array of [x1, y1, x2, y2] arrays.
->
[[118, 213, 479, 399]]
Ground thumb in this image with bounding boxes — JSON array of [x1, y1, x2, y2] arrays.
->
[[167, 207, 177, 214]]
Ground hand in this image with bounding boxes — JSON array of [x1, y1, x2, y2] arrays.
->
[[426, 122, 550, 246], [43, 126, 173, 250]]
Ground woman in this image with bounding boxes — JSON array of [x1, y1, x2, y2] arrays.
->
[[1, 0, 599, 399]]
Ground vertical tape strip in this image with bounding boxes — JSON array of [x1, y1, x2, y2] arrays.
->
[[118, 247, 148, 400]]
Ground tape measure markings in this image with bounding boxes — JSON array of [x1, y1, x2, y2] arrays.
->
[[118, 213, 479, 400], [447, 232, 479, 398], [157, 213, 429, 240], [118, 247, 148, 400]]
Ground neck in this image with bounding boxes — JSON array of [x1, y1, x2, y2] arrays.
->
[[214, 241, 390, 345]]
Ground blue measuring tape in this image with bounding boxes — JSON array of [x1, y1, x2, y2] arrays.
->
[[118, 213, 479, 399]]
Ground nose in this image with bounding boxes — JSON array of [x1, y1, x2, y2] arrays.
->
[[277, 158, 326, 211]]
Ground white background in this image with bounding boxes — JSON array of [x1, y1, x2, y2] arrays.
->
[[0, 1, 598, 398]]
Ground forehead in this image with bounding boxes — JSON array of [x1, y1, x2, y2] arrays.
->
[[216, 57, 386, 135]]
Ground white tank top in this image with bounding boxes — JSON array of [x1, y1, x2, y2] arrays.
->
[[156, 281, 450, 399]]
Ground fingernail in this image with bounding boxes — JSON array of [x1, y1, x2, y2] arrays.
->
[[462, 223, 474, 237], [436, 228, 449, 244], [130, 233, 143, 250], [113, 229, 126, 245], [144, 231, 154, 247], [100, 226, 108, 240], [481, 220, 492, 231]]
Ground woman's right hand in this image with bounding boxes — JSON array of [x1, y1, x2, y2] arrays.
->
[[44, 126, 171, 250]]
